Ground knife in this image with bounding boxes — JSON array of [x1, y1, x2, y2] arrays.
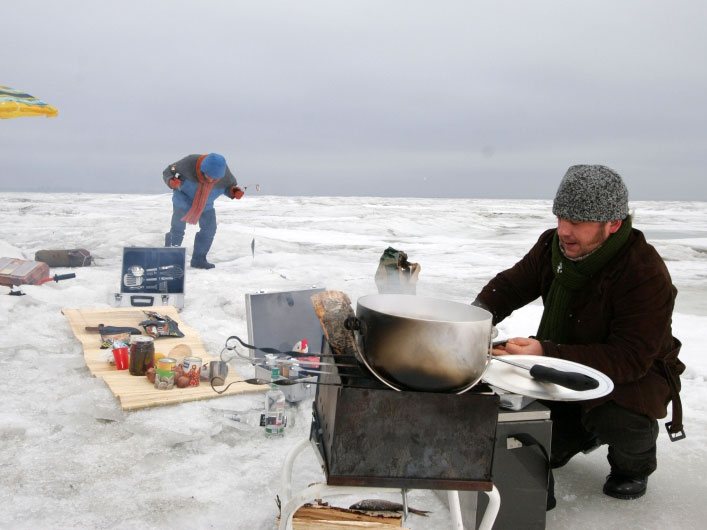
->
[[85, 324, 142, 335], [492, 356, 600, 391]]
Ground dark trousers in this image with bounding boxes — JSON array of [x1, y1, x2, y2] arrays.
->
[[546, 400, 659, 478], [166, 207, 217, 261]]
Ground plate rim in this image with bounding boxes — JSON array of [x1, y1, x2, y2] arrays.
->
[[482, 354, 614, 401]]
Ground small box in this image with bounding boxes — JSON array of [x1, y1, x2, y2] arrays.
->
[[0, 257, 50, 287], [245, 287, 326, 403], [112, 247, 186, 309]]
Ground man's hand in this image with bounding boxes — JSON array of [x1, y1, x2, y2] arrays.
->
[[230, 186, 245, 199], [168, 177, 181, 189], [492, 337, 543, 356]]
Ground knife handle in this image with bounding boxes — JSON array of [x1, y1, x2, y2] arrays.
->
[[529, 365, 600, 391]]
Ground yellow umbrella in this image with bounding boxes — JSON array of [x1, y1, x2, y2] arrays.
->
[[0, 85, 58, 119]]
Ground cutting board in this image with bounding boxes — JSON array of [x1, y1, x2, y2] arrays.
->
[[62, 306, 266, 410]]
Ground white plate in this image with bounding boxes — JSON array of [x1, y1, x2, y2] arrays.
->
[[482, 355, 614, 401]]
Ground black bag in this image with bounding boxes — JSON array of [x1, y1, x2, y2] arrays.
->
[[35, 249, 92, 268]]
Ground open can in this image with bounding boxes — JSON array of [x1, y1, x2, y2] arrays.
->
[[154, 357, 176, 390], [183, 356, 203, 386]]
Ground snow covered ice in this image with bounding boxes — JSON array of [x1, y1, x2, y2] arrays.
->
[[1, 192, 706, 529]]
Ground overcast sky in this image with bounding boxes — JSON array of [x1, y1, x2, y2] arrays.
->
[[2, 0, 706, 200]]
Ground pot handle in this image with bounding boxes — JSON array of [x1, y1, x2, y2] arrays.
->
[[344, 316, 367, 337], [344, 316, 361, 332]]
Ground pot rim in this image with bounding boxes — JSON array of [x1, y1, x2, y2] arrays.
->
[[357, 293, 492, 324]]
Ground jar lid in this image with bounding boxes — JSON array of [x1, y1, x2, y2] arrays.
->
[[131, 335, 154, 343]]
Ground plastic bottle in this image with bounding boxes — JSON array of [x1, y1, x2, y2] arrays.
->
[[264, 366, 286, 437]]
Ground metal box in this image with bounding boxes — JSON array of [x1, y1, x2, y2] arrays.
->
[[433, 402, 552, 528], [475, 403, 551, 529], [112, 247, 186, 309], [245, 287, 326, 402], [310, 353, 500, 491]]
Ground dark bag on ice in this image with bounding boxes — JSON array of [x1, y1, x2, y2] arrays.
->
[[35, 249, 93, 268], [656, 337, 686, 441]]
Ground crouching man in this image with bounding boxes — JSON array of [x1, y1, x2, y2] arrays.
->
[[473, 165, 684, 507]]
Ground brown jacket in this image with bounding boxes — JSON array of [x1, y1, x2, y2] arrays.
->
[[475, 227, 683, 420]]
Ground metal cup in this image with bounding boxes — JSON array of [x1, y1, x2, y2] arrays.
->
[[200, 360, 229, 386]]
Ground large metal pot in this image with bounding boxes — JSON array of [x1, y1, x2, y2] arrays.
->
[[349, 294, 493, 393]]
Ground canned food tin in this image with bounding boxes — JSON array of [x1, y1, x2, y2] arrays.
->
[[182, 356, 203, 387], [154, 357, 176, 390]]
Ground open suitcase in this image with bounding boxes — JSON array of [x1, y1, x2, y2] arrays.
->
[[245, 287, 326, 402], [111, 247, 186, 309]]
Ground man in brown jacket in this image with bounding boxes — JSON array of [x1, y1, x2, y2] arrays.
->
[[473, 165, 684, 506]]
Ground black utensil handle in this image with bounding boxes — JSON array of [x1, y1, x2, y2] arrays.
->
[[529, 365, 600, 391], [53, 273, 76, 282]]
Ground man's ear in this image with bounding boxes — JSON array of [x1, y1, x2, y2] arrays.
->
[[608, 219, 623, 234]]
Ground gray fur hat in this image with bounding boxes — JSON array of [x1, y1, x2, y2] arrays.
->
[[552, 164, 629, 222]]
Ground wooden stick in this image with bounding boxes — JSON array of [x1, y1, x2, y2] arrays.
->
[[310, 291, 362, 359]]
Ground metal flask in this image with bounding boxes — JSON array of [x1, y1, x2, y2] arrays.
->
[[200, 360, 229, 386], [348, 294, 493, 393]]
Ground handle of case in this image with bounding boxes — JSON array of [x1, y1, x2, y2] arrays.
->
[[130, 295, 155, 307]]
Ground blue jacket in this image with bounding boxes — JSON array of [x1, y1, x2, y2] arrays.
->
[[163, 154, 238, 212]]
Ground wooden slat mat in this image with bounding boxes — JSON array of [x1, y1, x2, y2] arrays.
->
[[62, 306, 266, 410]]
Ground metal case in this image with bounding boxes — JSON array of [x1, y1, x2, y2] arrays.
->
[[475, 404, 551, 529], [112, 247, 186, 309], [245, 287, 326, 402]]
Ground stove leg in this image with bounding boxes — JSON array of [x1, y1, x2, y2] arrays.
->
[[401, 488, 409, 522], [279, 437, 311, 505], [447, 490, 464, 529], [478, 485, 501, 530]]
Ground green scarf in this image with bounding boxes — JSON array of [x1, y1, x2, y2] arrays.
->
[[536, 216, 632, 343]]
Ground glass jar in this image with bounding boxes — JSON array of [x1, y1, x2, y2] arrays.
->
[[129, 336, 155, 376]]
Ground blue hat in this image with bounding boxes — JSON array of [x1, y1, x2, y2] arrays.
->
[[201, 153, 226, 179]]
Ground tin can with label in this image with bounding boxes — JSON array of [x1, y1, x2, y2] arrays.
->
[[183, 356, 203, 387], [129, 335, 155, 376], [154, 357, 176, 390]]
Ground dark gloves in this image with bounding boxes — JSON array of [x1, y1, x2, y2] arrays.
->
[[168, 177, 181, 189], [230, 186, 245, 199]]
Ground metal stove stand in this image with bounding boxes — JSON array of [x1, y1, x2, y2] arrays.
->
[[277, 351, 503, 529], [278, 437, 501, 530]]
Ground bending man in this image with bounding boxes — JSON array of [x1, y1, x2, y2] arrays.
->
[[163, 153, 244, 269]]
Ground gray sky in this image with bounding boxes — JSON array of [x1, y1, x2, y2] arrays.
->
[[2, 0, 706, 199]]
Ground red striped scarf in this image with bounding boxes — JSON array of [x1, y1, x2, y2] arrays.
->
[[181, 154, 218, 224]]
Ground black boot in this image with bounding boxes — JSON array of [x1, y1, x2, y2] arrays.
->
[[603, 473, 647, 500], [190, 257, 215, 269], [165, 232, 183, 247]]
